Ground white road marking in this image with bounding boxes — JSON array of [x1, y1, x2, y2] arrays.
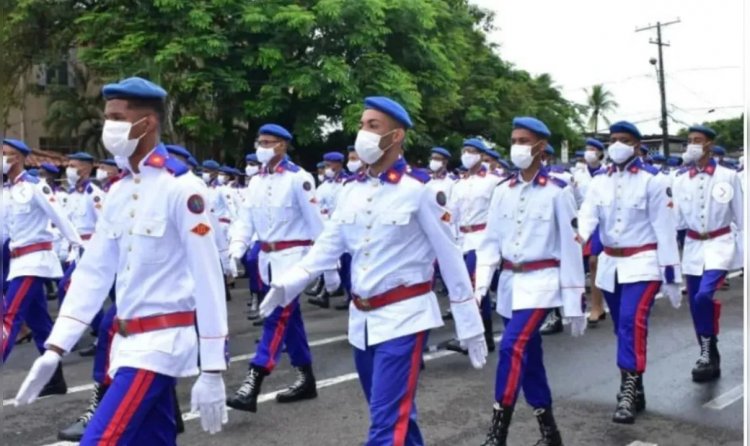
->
[[41, 349, 457, 446], [627, 442, 658, 446], [702, 384, 743, 410], [2, 333, 349, 407]]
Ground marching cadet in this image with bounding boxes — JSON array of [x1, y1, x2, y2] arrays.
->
[[226, 123, 323, 413], [315, 161, 326, 184], [449, 137, 500, 352], [15, 77, 229, 442], [578, 121, 682, 424], [309, 152, 348, 308], [256, 96, 487, 445], [572, 138, 608, 326], [241, 153, 265, 320], [2, 138, 83, 395], [427, 146, 456, 198], [673, 125, 744, 382], [346, 144, 366, 175], [474, 117, 586, 446], [95, 159, 121, 191]]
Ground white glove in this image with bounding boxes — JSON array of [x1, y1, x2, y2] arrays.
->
[[15, 350, 62, 406], [474, 287, 488, 306], [566, 316, 587, 337], [459, 334, 487, 369], [227, 258, 238, 279], [66, 244, 81, 264], [190, 373, 228, 434], [661, 283, 682, 309], [228, 243, 245, 262], [258, 284, 286, 319]]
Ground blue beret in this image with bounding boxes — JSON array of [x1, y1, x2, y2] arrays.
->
[[639, 146, 649, 155], [652, 154, 667, 163], [431, 147, 451, 159], [219, 165, 235, 175], [545, 144, 555, 155], [40, 162, 59, 174], [512, 117, 551, 138], [609, 121, 642, 140], [688, 125, 717, 140], [27, 168, 39, 177], [187, 156, 198, 168], [666, 156, 683, 167], [202, 160, 220, 170], [585, 138, 605, 151], [346, 145, 355, 152], [245, 153, 259, 163], [165, 144, 191, 159], [100, 159, 118, 167], [68, 151, 95, 162], [316, 161, 326, 169], [463, 138, 488, 153], [574, 150, 586, 158], [2, 138, 31, 155], [258, 123, 292, 141], [102, 76, 167, 100], [364, 96, 413, 129], [323, 152, 345, 163], [712, 146, 726, 156], [486, 150, 501, 161]]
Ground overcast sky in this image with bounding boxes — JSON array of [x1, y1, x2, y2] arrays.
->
[[471, 0, 745, 136]]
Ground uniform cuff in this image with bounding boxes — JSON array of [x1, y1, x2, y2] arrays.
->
[[450, 299, 484, 341], [199, 337, 228, 371], [45, 316, 89, 353], [561, 288, 585, 318]]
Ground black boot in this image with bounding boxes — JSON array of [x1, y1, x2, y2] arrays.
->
[[39, 363, 67, 397], [692, 336, 721, 382], [306, 277, 324, 296], [481, 403, 513, 446], [612, 371, 638, 424], [174, 388, 184, 434], [533, 407, 563, 446], [444, 338, 468, 354], [307, 290, 330, 308], [57, 383, 107, 441], [275, 365, 317, 403], [333, 300, 350, 311], [616, 370, 646, 412], [540, 309, 563, 335], [483, 317, 496, 353], [247, 293, 260, 320], [226, 366, 266, 412]]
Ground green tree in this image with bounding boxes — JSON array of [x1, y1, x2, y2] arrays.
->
[[584, 84, 618, 134]]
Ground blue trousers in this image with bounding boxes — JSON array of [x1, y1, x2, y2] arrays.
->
[[58, 259, 105, 335], [2, 276, 51, 361], [340, 253, 352, 300], [243, 242, 266, 294], [464, 250, 492, 320], [81, 367, 176, 445], [252, 296, 312, 372], [93, 304, 118, 385], [495, 309, 552, 408], [686, 270, 726, 338], [354, 331, 428, 446], [602, 279, 660, 373]]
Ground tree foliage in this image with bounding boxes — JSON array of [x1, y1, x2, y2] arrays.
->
[[3, 0, 584, 166], [584, 84, 618, 134]]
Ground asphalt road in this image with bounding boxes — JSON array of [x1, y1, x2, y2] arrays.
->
[[0, 273, 744, 446]]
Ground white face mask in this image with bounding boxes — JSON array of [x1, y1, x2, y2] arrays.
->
[[429, 159, 444, 172], [683, 144, 705, 163], [347, 160, 362, 172], [317, 174, 325, 182], [2, 156, 10, 174], [510, 144, 535, 169], [217, 175, 227, 185], [354, 129, 395, 164], [95, 169, 109, 181], [461, 152, 481, 169], [201, 172, 212, 183], [101, 118, 147, 158], [324, 167, 335, 178], [245, 165, 259, 177], [66, 166, 80, 184], [653, 163, 663, 170], [584, 150, 600, 165], [255, 144, 277, 165], [607, 141, 635, 165]]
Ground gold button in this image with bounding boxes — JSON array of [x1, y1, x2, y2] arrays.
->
[[134, 178, 141, 184], [367, 198, 372, 202], [365, 238, 370, 242], [128, 246, 132, 252], [366, 225, 372, 230], [365, 252, 370, 257], [146, 229, 152, 234], [367, 211, 372, 215], [129, 210, 135, 218], [128, 229, 133, 235], [132, 193, 138, 200]]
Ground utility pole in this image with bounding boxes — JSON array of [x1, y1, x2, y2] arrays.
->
[[636, 18, 680, 156]]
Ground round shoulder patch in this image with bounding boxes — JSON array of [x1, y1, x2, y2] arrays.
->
[[187, 194, 206, 214], [436, 191, 447, 206], [303, 181, 312, 191], [666, 187, 672, 197], [93, 195, 102, 203], [42, 186, 51, 195], [571, 217, 578, 229]]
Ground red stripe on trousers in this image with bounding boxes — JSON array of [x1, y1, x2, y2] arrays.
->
[[264, 304, 293, 370], [501, 309, 546, 407], [712, 275, 725, 335], [392, 331, 426, 446], [634, 282, 660, 373], [98, 369, 155, 445], [2, 277, 34, 355], [103, 318, 118, 387]]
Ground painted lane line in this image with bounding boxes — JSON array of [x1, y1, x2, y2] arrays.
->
[[703, 384, 743, 410]]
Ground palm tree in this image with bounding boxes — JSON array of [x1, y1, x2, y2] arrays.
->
[[585, 84, 618, 134]]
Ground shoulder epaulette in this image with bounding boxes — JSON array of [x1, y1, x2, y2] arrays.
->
[[640, 164, 659, 175], [165, 156, 190, 177]]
